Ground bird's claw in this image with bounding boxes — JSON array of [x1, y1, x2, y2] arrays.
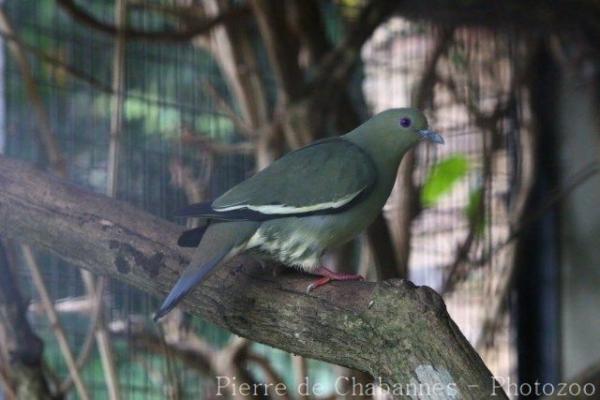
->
[[306, 276, 332, 293], [305, 268, 364, 294]]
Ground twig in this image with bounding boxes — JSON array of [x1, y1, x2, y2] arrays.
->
[[203, 80, 255, 139], [152, 315, 268, 400], [285, 0, 330, 69], [27, 294, 102, 392], [413, 27, 455, 109], [249, 0, 304, 102], [103, 312, 292, 400], [22, 246, 91, 400], [0, 239, 47, 400], [0, 365, 16, 400], [441, 92, 494, 294], [310, 0, 397, 95], [440, 41, 548, 296], [88, 2, 129, 397], [475, 58, 539, 348], [481, 162, 599, 269], [56, 0, 251, 42], [0, 30, 114, 92], [110, 317, 213, 374], [0, 11, 66, 176], [128, 347, 181, 399], [159, 324, 182, 400], [292, 355, 309, 399], [380, 27, 456, 280], [475, 164, 599, 349], [245, 354, 290, 400], [202, 0, 275, 167], [0, 30, 218, 118], [438, 69, 517, 294], [169, 158, 211, 206], [127, 0, 206, 24], [58, 278, 105, 394], [156, 322, 182, 400], [29, 297, 91, 314], [106, 0, 127, 199], [180, 130, 255, 156], [81, 272, 120, 400]]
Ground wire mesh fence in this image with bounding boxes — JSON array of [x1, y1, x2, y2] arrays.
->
[[1, 0, 526, 398]]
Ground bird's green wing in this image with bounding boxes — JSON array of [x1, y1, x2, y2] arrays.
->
[[211, 138, 377, 216]]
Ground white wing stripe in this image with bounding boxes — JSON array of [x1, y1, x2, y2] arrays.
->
[[213, 190, 361, 215]]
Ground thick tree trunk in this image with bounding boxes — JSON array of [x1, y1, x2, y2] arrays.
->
[[0, 155, 508, 399]]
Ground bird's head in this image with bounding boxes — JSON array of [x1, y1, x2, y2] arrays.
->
[[345, 107, 444, 167], [370, 108, 444, 148]]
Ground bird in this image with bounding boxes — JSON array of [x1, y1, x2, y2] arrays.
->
[[154, 108, 443, 320]]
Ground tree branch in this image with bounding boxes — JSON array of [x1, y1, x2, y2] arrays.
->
[[56, 0, 251, 42], [249, 0, 304, 102], [202, 0, 277, 168], [0, 155, 507, 399], [394, 0, 600, 31], [310, 0, 397, 96]]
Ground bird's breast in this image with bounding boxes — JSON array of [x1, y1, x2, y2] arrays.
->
[[245, 223, 323, 271]]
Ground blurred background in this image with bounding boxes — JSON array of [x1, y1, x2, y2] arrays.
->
[[0, 0, 598, 399]]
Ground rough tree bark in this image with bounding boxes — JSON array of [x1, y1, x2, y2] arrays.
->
[[0, 155, 508, 399]]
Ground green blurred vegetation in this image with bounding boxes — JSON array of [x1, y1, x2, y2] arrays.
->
[[421, 154, 470, 207]]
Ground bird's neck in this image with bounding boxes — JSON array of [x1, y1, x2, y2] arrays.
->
[[344, 129, 414, 187]]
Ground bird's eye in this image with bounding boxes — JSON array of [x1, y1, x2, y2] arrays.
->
[[400, 117, 411, 128]]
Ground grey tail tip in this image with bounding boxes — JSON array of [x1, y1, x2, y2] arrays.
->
[[153, 305, 172, 322], [153, 279, 197, 322], [153, 294, 183, 322], [152, 244, 236, 323]]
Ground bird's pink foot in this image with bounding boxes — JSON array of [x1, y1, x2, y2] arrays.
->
[[306, 266, 364, 293]]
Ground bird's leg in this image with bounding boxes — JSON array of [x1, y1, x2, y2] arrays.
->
[[306, 266, 364, 293]]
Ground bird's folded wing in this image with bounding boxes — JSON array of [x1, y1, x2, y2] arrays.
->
[[177, 225, 209, 247], [178, 138, 377, 220]]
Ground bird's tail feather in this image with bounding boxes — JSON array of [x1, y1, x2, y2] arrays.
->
[[154, 221, 258, 321], [153, 248, 230, 321]]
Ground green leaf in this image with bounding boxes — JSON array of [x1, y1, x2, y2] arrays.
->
[[195, 114, 235, 139], [465, 187, 486, 236], [421, 155, 470, 207]]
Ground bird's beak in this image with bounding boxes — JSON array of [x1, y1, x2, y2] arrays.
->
[[418, 129, 444, 144]]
